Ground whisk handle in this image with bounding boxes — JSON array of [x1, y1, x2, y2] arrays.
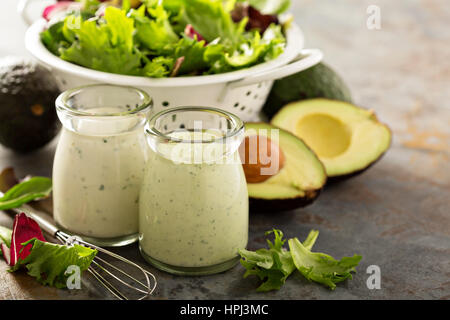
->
[[11, 204, 59, 237]]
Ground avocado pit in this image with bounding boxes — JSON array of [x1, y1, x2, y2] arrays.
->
[[239, 135, 285, 183]]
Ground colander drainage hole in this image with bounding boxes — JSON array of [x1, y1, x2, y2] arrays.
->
[[240, 106, 246, 111], [234, 102, 239, 108], [246, 91, 251, 96], [162, 101, 170, 107]]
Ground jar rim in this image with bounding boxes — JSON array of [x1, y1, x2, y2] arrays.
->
[[55, 84, 152, 117], [146, 107, 244, 144]]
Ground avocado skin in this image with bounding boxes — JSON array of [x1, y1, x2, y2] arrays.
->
[[0, 57, 61, 153], [250, 189, 321, 213], [263, 62, 352, 119]]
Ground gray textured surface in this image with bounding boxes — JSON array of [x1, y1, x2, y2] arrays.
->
[[0, 0, 449, 299]]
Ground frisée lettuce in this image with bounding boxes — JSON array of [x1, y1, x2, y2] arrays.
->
[[40, 0, 288, 77]]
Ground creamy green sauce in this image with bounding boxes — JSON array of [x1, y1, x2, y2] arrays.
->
[[139, 131, 248, 267], [53, 125, 148, 238]]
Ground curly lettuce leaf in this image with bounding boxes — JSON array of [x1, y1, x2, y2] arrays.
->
[[40, 21, 70, 56], [60, 7, 142, 75], [288, 237, 362, 290], [131, 4, 179, 52], [11, 238, 97, 289], [239, 229, 297, 292], [142, 56, 174, 77], [205, 23, 284, 73], [240, 229, 361, 292], [161, 36, 208, 75]]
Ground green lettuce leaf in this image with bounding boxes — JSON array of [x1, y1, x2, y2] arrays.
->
[[239, 229, 297, 292], [40, 21, 70, 56], [0, 177, 52, 211], [240, 229, 361, 292], [131, 4, 179, 53], [11, 238, 97, 289], [60, 7, 142, 75], [288, 237, 362, 290], [161, 36, 208, 75], [142, 56, 174, 77], [182, 0, 245, 44]]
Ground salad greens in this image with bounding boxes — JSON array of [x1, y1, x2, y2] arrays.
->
[[1, 213, 97, 289], [0, 177, 52, 211], [40, 0, 288, 77], [239, 229, 362, 291], [11, 238, 97, 289]]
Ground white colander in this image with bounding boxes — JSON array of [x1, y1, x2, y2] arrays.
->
[[23, 7, 322, 121]]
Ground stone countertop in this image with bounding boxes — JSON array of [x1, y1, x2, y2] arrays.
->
[[0, 0, 449, 299]]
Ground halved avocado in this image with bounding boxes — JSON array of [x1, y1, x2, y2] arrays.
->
[[242, 122, 327, 212], [271, 99, 391, 180]]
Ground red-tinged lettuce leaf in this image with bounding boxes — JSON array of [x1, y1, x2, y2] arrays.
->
[[1, 244, 11, 264], [246, 6, 278, 33], [11, 239, 97, 289], [42, 2, 78, 21], [184, 24, 206, 42], [0, 225, 12, 248], [0, 225, 12, 263], [9, 213, 46, 266], [231, 4, 279, 33]]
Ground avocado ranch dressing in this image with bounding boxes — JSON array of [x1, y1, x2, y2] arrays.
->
[[53, 122, 148, 238], [139, 122, 249, 273], [53, 85, 152, 246]]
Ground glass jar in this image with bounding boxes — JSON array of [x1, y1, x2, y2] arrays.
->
[[53, 84, 152, 246], [139, 107, 248, 275]]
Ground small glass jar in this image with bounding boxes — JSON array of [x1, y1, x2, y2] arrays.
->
[[53, 84, 152, 246], [139, 107, 248, 275]]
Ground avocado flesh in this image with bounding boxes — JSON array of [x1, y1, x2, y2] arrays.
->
[[244, 123, 326, 209], [271, 99, 391, 178]]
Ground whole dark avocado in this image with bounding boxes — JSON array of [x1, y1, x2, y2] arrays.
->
[[263, 62, 352, 119], [0, 57, 61, 153]]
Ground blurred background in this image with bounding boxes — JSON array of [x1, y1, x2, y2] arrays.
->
[[0, 0, 448, 300], [1, 0, 448, 181]]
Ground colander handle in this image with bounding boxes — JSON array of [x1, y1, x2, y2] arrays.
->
[[18, 0, 38, 26], [226, 48, 323, 89]]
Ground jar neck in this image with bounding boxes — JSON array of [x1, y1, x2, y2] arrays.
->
[[55, 84, 152, 136], [145, 107, 244, 163], [57, 110, 150, 136]]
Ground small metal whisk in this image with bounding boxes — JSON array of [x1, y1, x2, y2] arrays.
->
[[7, 203, 157, 300]]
